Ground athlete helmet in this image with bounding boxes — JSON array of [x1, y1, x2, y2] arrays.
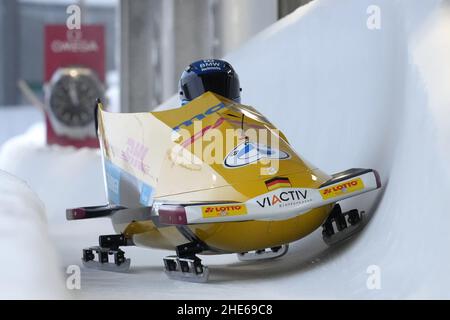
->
[[179, 59, 241, 105]]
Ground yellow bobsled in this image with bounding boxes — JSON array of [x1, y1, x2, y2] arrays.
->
[[67, 92, 381, 282]]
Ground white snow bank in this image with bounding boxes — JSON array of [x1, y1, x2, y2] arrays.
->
[[0, 170, 67, 299], [0, 124, 112, 299], [0, 124, 107, 223]]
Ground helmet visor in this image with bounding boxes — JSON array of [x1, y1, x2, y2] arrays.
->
[[182, 72, 240, 102]]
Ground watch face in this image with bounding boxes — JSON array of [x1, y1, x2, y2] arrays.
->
[[50, 72, 102, 127]]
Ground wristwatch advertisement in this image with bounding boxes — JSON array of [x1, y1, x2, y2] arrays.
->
[[44, 24, 105, 148], [45, 67, 104, 147]]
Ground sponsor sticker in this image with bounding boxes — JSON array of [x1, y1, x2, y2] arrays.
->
[[320, 178, 365, 200], [265, 177, 291, 191], [256, 189, 311, 208], [224, 142, 290, 168], [202, 204, 247, 218], [121, 138, 150, 174], [172, 102, 226, 131], [139, 183, 154, 206], [105, 160, 120, 204], [198, 60, 222, 73]]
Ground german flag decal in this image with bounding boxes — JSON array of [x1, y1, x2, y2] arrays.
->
[[265, 177, 291, 191]]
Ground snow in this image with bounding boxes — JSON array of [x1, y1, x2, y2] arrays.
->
[[0, 170, 67, 299], [1, 0, 450, 298]]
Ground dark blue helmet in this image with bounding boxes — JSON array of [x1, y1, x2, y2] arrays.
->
[[179, 59, 241, 105]]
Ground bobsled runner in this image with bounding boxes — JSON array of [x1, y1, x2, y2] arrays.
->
[[67, 92, 381, 282]]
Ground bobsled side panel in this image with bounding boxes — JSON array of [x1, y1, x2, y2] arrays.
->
[[109, 206, 332, 253], [97, 107, 175, 205], [186, 205, 331, 252]]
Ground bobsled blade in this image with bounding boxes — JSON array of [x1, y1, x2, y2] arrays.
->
[[82, 246, 131, 273], [237, 244, 289, 262], [323, 211, 367, 246], [82, 259, 131, 273], [163, 256, 210, 283], [164, 269, 210, 283]]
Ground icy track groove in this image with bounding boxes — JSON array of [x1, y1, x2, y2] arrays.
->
[[1, 0, 450, 298]]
